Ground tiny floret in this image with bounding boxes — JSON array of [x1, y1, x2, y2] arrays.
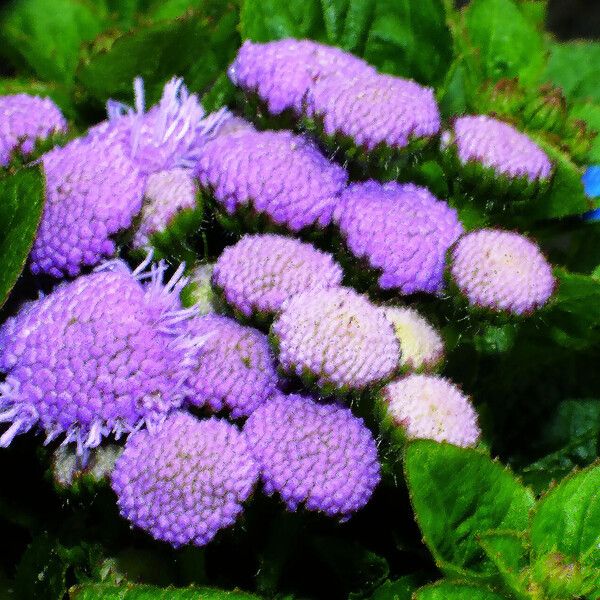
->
[[452, 115, 553, 182], [229, 39, 375, 115], [0, 260, 198, 452], [196, 129, 348, 231], [335, 181, 463, 294], [185, 315, 280, 418], [382, 307, 444, 372], [244, 393, 380, 517], [112, 412, 259, 547], [450, 229, 555, 315], [213, 234, 344, 318], [132, 168, 198, 250], [0, 94, 67, 165], [271, 287, 399, 393], [382, 375, 480, 447], [305, 73, 440, 151]]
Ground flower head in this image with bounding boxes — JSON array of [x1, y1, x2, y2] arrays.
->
[[30, 135, 146, 277], [449, 229, 555, 314], [244, 393, 380, 517], [382, 307, 444, 372], [452, 115, 553, 182], [381, 375, 480, 447], [132, 167, 198, 250], [196, 129, 347, 231], [305, 73, 440, 151], [0, 94, 67, 165], [335, 181, 463, 294], [112, 412, 259, 547], [185, 315, 280, 418], [0, 260, 199, 453], [271, 287, 399, 393], [229, 39, 375, 115], [582, 165, 600, 198], [213, 234, 343, 318]]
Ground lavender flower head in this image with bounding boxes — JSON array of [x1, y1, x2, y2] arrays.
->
[[229, 39, 375, 115], [382, 307, 444, 372], [212, 234, 343, 318], [450, 229, 555, 315], [452, 115, 553, 182], [196, 129, 348, 231], [0, 259, 201, 453], [132, 168, 198, 250], [271, 287, 399, 393], [0, 94, 67, 165], [30, 134, 146, 278], [112, 412, 259, 547], [185, 315, 280, 418], [92, 77, 229, 174], [305, 73, 440, 151], [244, 393, 380, 517], [382, 375, 480, 447], [335, 181, 463, 294]]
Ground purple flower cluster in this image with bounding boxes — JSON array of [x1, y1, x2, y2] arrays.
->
[[335, 181, 463, 294], [196, 129, 348, 231], [212, 234, 343, 318], [451, 115, 553, 182], [132, 168, 198, 250], [0, 260, 196, 453], [229, 39, 440, 153], [0, 94, 67, 166], [229, 39, 375, 115], [450, 229, 555, 315], [112, 412, 258, 547], [185, 315, 280, 418], [244, 393, 380, 517], [382, 375, 480, 447], [271, 287, 399, 393]]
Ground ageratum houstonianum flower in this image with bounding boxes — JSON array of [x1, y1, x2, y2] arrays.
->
[[212, 234, 343, 319], [271, 287, 399, 393], [229, 39, 375, 115], [185, 315, 280, 418], [244, 393, 380, 517], [450, 115, 553, 182], [381, 375, 480, 447], [305, 72, 440, 152], [449, 229, 555, 315], [112, 412, 259, 547], [30, 78, 226, 278], [335, 181, 463, 294], [0, 259, 203, 454], [382, 307, 444, 372], [131, 168, 198, 251], [0, 94, 67, 165], [195, 129, 348, 231]]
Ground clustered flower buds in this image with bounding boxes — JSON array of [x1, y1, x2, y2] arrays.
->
[[0, 93, 67, 166], [244, 393, 380, 517], [212, 234, 343, 319], [449, 229, 555, 315]]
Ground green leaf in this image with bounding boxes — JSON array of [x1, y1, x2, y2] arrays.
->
[[404, 440, 535, 577], [531, 462, 600, 566], [240, 0, 452, 86], [521, 399, 600, 493], [0, 166, 45, 309], [570, 101, 600, 163], [478, 531, 530, 598], [551, 268, 600, 326], [413, 581, 507, 600], [0, 0, 107, 85], [464, 0, 545, 85], [544, 42, 600, 103], [69, 585, 262, 599], [77, 7, 239, 108], [368, 575, 424, 600]]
